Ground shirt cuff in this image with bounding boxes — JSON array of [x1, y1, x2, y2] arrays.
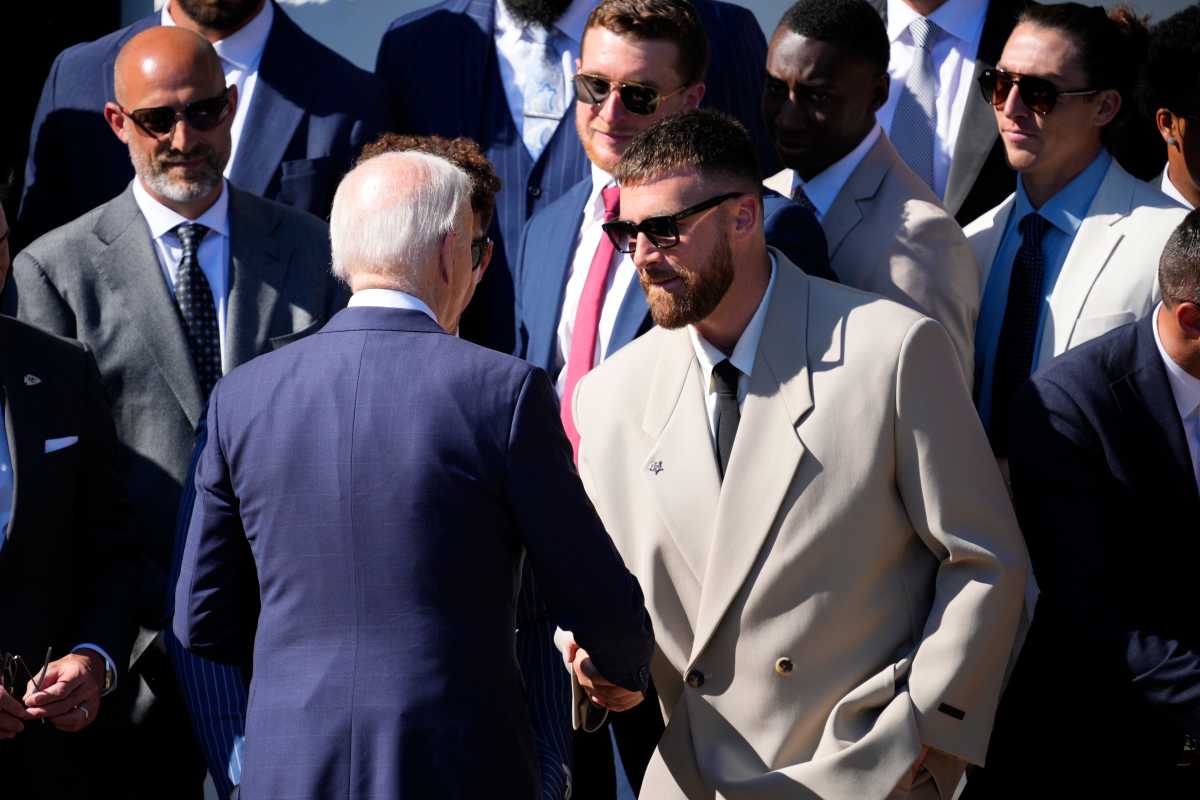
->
[[71, 643, 117, 696]]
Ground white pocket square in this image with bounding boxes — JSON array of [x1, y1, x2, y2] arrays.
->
[[44, 436, 79, 454]]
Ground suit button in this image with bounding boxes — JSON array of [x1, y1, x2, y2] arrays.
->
[[775, 657, 794, 676], [685, 669, 705, 688], [528, 184, 542, 198]]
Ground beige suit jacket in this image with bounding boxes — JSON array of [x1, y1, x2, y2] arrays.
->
[[964, 158, 1188, 369], [765, 134, 980, 387], [574, 255, 1029, 799]]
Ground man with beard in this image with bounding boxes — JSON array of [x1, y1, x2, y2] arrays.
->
[[7, 27, 345, 799], [16, 0, 383, 250], [570, 109, 1029, 799], [377, 0, 779, 356]]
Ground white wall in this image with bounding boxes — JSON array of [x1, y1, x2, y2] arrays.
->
[[134, 0, 1197, 72]]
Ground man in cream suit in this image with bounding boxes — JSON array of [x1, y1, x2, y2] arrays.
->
[[572, 108, 1028, 799], [762, 0, 979, 385], [965, 6, 1187, 454]]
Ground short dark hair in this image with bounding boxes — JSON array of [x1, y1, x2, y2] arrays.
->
[[1018, 3, 1149, 148], [358, 134, 502, 228], [1140, 4, 1200, 120], [613, 109, 761, 189], [1160, 209, 1200, 307], [778, 0, 889, 76], [584, 0, 709, 86]]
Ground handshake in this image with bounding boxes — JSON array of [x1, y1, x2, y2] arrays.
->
[[555, 629, 645, 716]]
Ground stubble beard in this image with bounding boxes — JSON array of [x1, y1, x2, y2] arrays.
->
[[131, 143, 224, 204], [640, 232, 734, 329]]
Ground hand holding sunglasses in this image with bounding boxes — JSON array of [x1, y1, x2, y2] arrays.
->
[[573, 73, 690, 116], [602, 192, 744, 254], [978, 68, 1099, 116], [120, 87, 233, 138]]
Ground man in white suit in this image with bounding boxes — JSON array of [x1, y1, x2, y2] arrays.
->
[[965, 3, 1188, 454], [572, 108, 1028, 799], [762, 0, 979, 385]]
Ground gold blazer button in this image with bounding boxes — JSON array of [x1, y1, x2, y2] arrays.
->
[[775, 657, 794, 676]]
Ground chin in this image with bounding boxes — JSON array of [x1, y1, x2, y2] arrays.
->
[[1003, 145, 1040, 174]]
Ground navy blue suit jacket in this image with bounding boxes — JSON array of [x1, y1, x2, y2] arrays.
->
[[514, 181, 834, 372], [17, 1, 384, 248], [997, 315, 1200, 792], [174, 306, 653, 799], [376, 0, 779, 354]]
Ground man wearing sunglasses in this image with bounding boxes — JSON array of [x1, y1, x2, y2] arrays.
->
[[16, 0, 383, 252], [763, 0, 980, 386], [570, 107, 1027, 800], [7, 27, 346, 800], [963, 3, 1187, 461]]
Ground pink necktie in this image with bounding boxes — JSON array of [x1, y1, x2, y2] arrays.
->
[[561, 184, 620, 457]]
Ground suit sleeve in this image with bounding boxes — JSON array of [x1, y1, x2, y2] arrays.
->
[[893, 317, 1029, 765], [15, 52, 66, 250], [173, 382, 259, 665], [504, 368, 653, 693], [1010, 376, 1200, 738], [9, 250, 76, 337], [69, 345, 138, 673]]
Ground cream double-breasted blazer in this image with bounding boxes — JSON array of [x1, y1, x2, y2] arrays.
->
[[573, 254, 1029, 799]]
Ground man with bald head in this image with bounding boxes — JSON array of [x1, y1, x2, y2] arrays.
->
[[8, 26, 345, 799], [174, 149, 653, 798]]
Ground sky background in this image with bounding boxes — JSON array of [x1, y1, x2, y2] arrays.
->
[[126, 0, 1198, 71]]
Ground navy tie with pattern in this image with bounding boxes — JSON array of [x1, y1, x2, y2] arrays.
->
[[173, 222, 222, 400], [714, 359, 741, 479], [990, 212, 1052, 456]]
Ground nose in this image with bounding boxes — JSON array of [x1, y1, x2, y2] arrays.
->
[[631, 230, 661, 268], [597, 86, 628, 126], [168, 114, 202, 151], [1002, 82, 1030, 119]]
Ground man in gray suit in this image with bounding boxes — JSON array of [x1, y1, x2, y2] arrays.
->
[[763, 0, 979, 385], [6, 26, 344, 799]]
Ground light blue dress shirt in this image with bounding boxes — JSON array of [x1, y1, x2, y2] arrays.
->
[[975, 150, 1112, 429]]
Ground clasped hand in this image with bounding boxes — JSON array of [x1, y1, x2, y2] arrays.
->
[[0, 651, 105, 737], [562, 640, 644, 713]]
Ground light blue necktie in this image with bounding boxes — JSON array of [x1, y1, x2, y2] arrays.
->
[[891, 17, 940, 191], [522, 24, 568, 160]]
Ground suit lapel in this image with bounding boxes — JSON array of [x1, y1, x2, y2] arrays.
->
[[230, 8, 308, 197], [641, 331, 722, 589], [823, 136, 893, 259], [690, 261, 814, 660], [225, 186, 286, 369], [93, 188, 204, 427], [1041, 160, 1126, 364], [526, 178, 590, 371], [0, 359, 43, 548], [606, 275, 651, 359], [970, 195, 1014, 287]]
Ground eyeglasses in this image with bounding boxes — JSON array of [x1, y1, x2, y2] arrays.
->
[[978, 68, 1098, 116], [573, 73, 689, 116], [121, 88, 232, 138], [1, 647, 51, 697], [470, 236, 491, 270], [602, 192, 744, 254]]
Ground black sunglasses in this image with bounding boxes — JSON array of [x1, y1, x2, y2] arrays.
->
[[573, 73, 688, 116], [470, 236, 491, 270], [1, 647, 51, 697], [121, 88, 232, 138], [602, 192, 744, 254], [978, 68, 1098, 116]]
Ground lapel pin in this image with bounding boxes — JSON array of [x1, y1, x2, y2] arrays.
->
[[23, 374, 41, 387], [648, 461, 664, 475]]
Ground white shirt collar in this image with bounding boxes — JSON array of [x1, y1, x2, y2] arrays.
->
[[495, 0, 592, 43], [1161, 169, 1195, 210], [163, 0, 273, 70], [132, 178, 231, 241], [688, 254, 778, 388], [1153, 302, 1200, 421], [586, 163, 617, 222], [348, 288, 439, 325], [795, 124, 882, 219], [887, 0, 988, 46]]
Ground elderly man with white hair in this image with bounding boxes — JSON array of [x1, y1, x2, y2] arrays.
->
[[173, 150, 654, 799]]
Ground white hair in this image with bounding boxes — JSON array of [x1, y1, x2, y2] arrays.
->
[[329, 150, 472, 286]]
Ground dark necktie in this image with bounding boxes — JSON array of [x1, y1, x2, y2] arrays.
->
[[990, 212, 1052, 455], [714, 359, 741, 479], [792, 184, 817, 215], [173, 223, 222, 400]]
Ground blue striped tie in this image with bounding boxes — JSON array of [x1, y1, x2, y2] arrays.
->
[[891, 17, 940, 191]]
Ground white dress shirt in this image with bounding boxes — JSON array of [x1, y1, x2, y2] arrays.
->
[[554, 164, 639, 398], [877, 0, 988, 201], [1153, 304, 1200, 491], [162, 0, 273, 178], [132, 178, 232, 369], [348, 288, 439, 326], [1161, 169, 1195, 210], [493, 0, 592, 155], [688, 255, 778, 442], [791, 124, 883, 221]]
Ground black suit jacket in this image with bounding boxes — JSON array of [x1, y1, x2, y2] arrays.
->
[[986, 315, 1200, 795]]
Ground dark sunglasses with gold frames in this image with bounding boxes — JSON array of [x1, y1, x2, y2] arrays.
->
[[573, 73, 689, 116], [978, 68, 1099, 116]]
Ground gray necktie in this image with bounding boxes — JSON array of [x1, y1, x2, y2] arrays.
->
[[714, 360, 741, 479], [173, 223, 222, 400], [891, 17, 941, 191], [522, 24, 567, 159]]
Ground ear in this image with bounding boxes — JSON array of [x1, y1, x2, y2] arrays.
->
[[226, 83, 239, 118], [103, 101, 131, 143], [437, 228, 456, 286], [870, 73, 890, 113], [1156, 107, 1179, 145], [1093, 88, 1121, 129], [682, 82, 706, 111], [730, 193, 761, 243], [1177, 301, 1200, 340]]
